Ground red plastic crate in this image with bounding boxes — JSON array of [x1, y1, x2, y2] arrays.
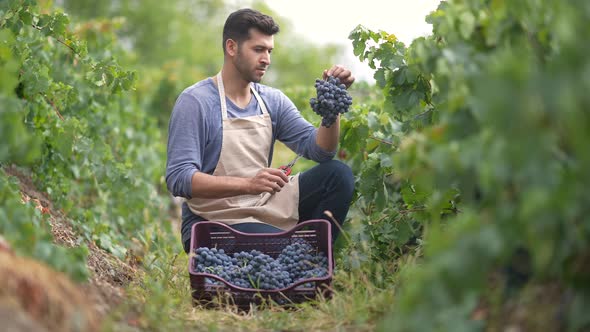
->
[[188, 219, 333, 308]]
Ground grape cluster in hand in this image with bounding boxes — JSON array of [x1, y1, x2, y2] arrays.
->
[[309, 76, 353, 128], [193, 240, 329, 290]]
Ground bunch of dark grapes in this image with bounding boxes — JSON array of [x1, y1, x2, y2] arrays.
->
[[277, 240, 329, 288], [309, 76, 353, 128], [230, 250, 292, 290], [277, 240, 329, 283], [193, 240, 329, 290]]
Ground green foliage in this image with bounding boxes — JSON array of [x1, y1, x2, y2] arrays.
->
[[0, 0, 172, 280], [61, 0, 226, 68], [344, 0, 590, 330], [0, 27, 40, 164], [340, 26, 451, 261]]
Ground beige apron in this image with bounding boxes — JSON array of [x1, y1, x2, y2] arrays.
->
[[186, 72, 300, 230]]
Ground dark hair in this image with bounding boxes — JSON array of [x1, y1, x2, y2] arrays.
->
[[222, 8, 280, 53]]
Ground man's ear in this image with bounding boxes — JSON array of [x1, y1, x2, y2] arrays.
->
[[226, 39, 238, 56]]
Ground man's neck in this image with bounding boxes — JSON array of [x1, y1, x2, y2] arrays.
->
[[218, 65, 252, 108]]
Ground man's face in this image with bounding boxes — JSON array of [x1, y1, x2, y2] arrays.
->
[[232, 28, 274, 83]]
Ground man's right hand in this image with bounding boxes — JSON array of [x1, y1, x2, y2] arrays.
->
[[190, 168, 289, 199], [246, 168, 289, 195]]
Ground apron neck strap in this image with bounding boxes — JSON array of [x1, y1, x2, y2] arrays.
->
[[216, 71, 268, 119]]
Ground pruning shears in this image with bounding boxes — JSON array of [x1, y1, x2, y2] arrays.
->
[[279, 155, 301, 176], [256, 155, 302, 206]]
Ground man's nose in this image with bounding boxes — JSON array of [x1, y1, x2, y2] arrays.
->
[[261, 51, 271, 65]]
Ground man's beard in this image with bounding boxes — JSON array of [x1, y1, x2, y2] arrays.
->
[[234, 49, 265, 83]]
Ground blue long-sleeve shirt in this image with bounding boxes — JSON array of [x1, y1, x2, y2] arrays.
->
[[166, 77, 336, 199]]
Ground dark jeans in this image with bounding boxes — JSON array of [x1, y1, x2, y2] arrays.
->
[[180, 160, 354, 253]]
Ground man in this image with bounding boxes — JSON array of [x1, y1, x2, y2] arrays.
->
[[166, 8, 355, 253]]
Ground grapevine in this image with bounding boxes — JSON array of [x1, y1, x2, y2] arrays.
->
[[346, 0, 590, 330], [0, 0, 171, 273]]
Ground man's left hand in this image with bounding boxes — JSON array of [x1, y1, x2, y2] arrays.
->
[[323, 65, 355, 89]]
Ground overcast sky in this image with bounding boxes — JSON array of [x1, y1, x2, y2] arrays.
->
[[263, 1, 442, 82]]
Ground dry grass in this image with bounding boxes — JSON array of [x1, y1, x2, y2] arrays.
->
[[0, 251, 101, 332]]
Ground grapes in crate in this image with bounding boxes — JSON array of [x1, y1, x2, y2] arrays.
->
[[193, 240, 329, 290], [309, 76, 353, 128]]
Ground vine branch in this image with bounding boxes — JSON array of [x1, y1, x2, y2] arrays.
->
[[31, 24, 78, 56], [42, 94, 64, 120], [369, 136, 394, 145]]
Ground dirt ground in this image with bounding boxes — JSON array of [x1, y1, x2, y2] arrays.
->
[[2, 165, 139, 331]]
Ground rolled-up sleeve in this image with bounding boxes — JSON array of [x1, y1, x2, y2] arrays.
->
[[165, 93, 205, 198]]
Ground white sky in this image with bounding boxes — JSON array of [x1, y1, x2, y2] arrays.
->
[[263, 1, 442, 82]]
